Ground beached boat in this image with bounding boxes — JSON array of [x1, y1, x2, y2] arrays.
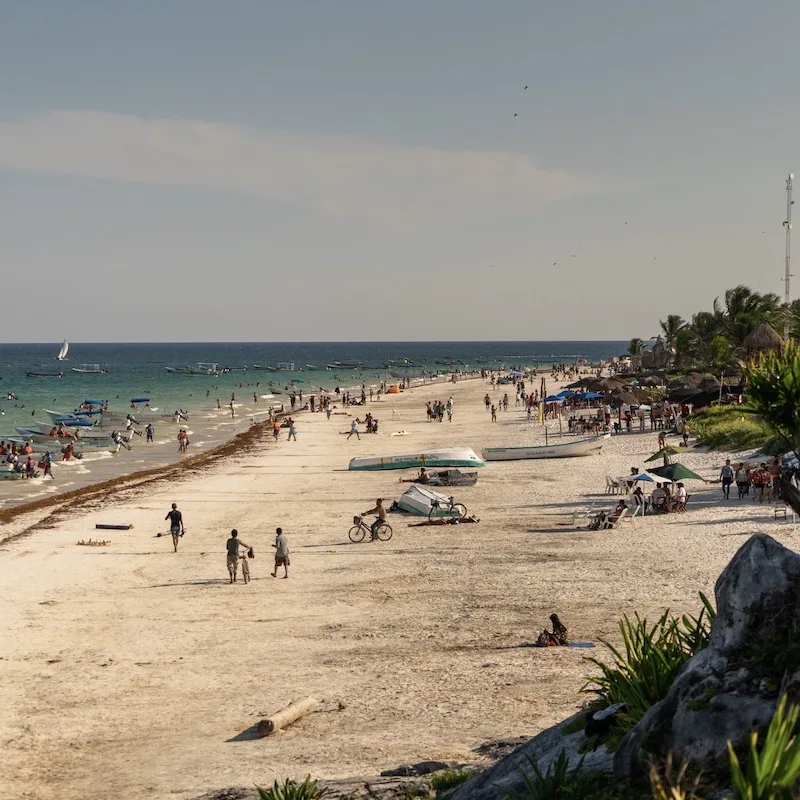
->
[[72, 364, 108, 374], [0, 470, 24, 481], [482, 434, 609, 462], [56, 339, 69, 361], [348, 447, 485, 471]]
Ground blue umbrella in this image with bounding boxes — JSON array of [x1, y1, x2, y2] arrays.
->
[[544, 395, 564, 403], [583, 391, 604, 399], [558, 390, 577, 397], [509, 370, 525, 377], [632, 473, 656, 482], [130, 397, 150, 404]]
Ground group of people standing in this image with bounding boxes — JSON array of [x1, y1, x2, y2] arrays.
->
[[426, 398, 453, 422]]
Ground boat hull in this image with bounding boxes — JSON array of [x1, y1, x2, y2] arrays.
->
[[348, 447, 485, 471], [482, 435, 609, 461]]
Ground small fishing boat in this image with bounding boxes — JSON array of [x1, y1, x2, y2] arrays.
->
[[57, 339, 69, 361], [251, 364, 274, 370], [0, 470, 24, 481], [185, 362, 218, 376], [304, 364, 318, 370], [165, 366, 189, 374], [72, 364, 108, 374], [327, 362, 362, 370], [26, 371, 64, 378], [482, 433, 609, 462], [348, 447, 485, 471]]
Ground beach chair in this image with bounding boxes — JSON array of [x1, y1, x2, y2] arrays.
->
[[774, 502, 796, 525], [602, 508, 628, 529], [605, 476, 619, 495], [672, 495, 689, 513]]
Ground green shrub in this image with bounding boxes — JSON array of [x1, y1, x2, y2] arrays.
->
[[508, 751, 578, 800], [582, 596, 715, 748], [256, 777, 328, 800], [430, 768, 472, 794], [687, 406, 779, 453], [727, 695, 800, 800]]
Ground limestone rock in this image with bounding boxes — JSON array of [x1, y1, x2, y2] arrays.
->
[[447, 713, 612, 800], [614, 533, 800, 779]]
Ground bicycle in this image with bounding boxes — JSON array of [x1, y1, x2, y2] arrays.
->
[[429, 497, 467, 523], [348, 515, 393, 543]]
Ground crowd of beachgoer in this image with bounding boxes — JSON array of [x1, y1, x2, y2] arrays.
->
[[425, 398, 453, 422]]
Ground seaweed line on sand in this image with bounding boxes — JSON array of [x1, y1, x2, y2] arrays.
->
[[0, 416, 278, 544]]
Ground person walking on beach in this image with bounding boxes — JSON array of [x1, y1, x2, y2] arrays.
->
[[42, 451, 54, 479], [226, 529, 251, 583], [720, 459, 734, 499], [273, 420, 281, 441], [271, 527, 290, 578], [145, 423, 154, 443], [287, 419, 297, 441], [491, 404, 497, 422], [165, 503, 185, 552], [229, 400, 235, 418], [347, 419, 361, 440]]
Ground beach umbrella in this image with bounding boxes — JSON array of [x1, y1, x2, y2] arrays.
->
[[649, 462, 705, 482], [558, 390, 576, 397], [582, 391, 604, 399], [544, 395, 564, 403], [509, 370, 525, 377], [632, 472, 656, 482], [645, 445, 683, 465]]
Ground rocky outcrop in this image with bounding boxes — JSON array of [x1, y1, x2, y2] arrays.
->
[[447, 713, 612, 800], [614, 533, 800, 779]]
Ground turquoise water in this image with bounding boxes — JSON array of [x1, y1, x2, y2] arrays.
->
[[0, 341, 623, 433]]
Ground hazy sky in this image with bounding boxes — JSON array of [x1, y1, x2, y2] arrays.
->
[[0, 1, 797, 342]]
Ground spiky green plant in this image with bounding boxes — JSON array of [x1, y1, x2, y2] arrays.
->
[[727, 695, 800, 800], [256, 776, 329, 800], [507, 751, 579, 800], [582, 596, 714, 744], [649, 754, 702, 800], [430, 768, 472, 794]]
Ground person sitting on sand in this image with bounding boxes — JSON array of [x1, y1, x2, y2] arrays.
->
[[535, 613, 569, 646]]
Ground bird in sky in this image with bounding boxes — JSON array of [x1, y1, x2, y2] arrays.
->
[[524, 85, 528, 90], [514, 113, 518, 117]]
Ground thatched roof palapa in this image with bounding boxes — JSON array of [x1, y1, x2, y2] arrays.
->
[[743, 322, 785, 357]]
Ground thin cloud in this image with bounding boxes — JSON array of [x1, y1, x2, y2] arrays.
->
[[0, 110, 608, 225]]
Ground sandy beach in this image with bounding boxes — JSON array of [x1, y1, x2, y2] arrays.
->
[[1, 375, 795, 799]]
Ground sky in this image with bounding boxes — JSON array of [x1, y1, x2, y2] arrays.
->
[[0, 0, 798, 342]]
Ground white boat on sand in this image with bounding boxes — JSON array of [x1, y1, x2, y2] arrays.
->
[[349, 447, 485, 471], [482, 434, 609, 462]]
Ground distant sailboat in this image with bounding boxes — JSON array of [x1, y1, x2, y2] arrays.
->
[[56, 340, 69, 361]]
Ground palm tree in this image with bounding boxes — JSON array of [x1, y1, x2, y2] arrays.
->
[[659, 314, 685, 368], [712, 285, 782, 349], [628, 338, 644, 366]]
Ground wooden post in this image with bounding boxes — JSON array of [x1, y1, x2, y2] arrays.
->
[[257, 696, 319, 737]]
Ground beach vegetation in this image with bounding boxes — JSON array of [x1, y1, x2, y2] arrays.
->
[[582, 595, 715, 749], [430, 768, 473, 794], [727, 695, 800, 800], [256, 777, 329, 800], [686, 406, 778, 453], [745, 341, 800, 458]]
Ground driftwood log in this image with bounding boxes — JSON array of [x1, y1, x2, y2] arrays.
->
[[257, 695, 319, 736]]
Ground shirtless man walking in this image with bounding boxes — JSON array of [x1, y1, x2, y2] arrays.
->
[[165, 503, 185, 552]]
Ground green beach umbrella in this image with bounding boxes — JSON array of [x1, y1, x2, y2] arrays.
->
[[645, 445, 683, 466], [649, 462, 705, 482]]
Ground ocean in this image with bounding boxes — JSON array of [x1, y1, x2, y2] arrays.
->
[[0, 341, 624, 432]]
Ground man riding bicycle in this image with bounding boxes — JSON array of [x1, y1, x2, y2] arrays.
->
[[361, 498, 387, 541]]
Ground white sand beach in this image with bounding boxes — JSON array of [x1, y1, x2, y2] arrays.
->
[[1, 376, 795, 799]]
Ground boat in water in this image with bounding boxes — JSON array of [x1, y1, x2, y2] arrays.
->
[[56, 339, 69, 361], [26, 370, 64, 378], [482, 433, 609, 462], [165, 362, 218, 376], [327, 362, 362, 370], [348, 447, 485, 471], [72, 364, 108, 374]]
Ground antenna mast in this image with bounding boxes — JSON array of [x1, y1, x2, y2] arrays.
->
[[784, 173, 794, 314]]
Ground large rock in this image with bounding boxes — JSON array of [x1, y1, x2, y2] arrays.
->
[[614, 533, 800, 779], [447, 713, 612, 800]]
